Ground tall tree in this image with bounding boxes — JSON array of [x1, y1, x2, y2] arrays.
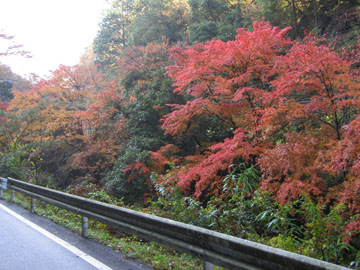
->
[[5, 64, 116, 186], [260, 33, 360, 203], [103, 41, 182, 203], [188, 0, 244, 42], [160, 21, 292, 198], [257, 0, 360, 39], [129, 0, 189, 46], [94, 0, 134, 71]]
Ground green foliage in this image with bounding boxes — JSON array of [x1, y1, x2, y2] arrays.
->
[[0, 80, 13, 102], [300, 200, 353, 263], [188, 21, 219, 43], [256, 202, 300, 237], [350, 251, 360, 269], [69, 181, 126, 205], [94, 0, 134, 71], [215, 6, 243, 41], [223, 163, 259, 196], [187, 0, 244, 43], [150, 179, 206, 226], [256, 196, 358, 265], [188, 0, 228, 21], [129, 0, 188, 46], [257, 0, 360, 39], [0, 64, 31, 99], [0, 149, 31, 180], [112, 239, 203, 270], [148, 164, 360, 267], [149, 163, 267, 235], [122, 68, 176, 144], [104, 158, 151, 205]]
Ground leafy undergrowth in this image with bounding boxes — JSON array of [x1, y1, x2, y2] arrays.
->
[[0, 190, 216, 270], [148, 163, 360, 269]]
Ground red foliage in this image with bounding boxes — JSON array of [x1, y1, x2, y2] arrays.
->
[[259, 133, 326, 204], [148, 144, 180, 173], [0, 101, 8, 122], [162, 98, 211, 137], [0, 101, 8, 111], [178, 129, 261, 198], [161, 20, 360, 212], [167, 20, 292, 98], [343, 216, 360, 243], [162, 21, 292, 197], [123, 161, 151, 182]]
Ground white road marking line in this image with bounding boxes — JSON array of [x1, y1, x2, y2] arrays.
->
[[0, 203, 113, 270]]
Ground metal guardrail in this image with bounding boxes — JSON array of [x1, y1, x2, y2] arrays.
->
[[0, 177, 352, 270]]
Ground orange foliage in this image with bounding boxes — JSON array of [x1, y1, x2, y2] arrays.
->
[[7, 63, 124, 182]]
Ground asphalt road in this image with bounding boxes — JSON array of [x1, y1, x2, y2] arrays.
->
[[0, 199, 153, 270]]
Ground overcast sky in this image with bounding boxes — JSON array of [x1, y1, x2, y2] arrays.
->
[[0, 0, 109, 78]]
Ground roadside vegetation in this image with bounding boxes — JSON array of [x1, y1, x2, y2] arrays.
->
[[1, 0, 360, 269]]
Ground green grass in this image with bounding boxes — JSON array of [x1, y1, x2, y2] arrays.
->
[[1, 190, 210, 270]]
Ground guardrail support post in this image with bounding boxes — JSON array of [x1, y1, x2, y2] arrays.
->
[[203, 261, 214, 270], [10, 190, 15, 202], [82, 216, 88, 238], [30, 197, 35, 213], [0, 177, 6, 199]]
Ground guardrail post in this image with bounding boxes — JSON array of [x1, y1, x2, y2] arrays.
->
[[10, 190, 15, 202], [82, 216, 88, 238], [0, 177, 7, 199], [203, 261, 214, 270], [30, 197, 35, 213]]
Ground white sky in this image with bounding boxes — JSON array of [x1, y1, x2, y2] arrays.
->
[[0, 0, 109, 78]]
